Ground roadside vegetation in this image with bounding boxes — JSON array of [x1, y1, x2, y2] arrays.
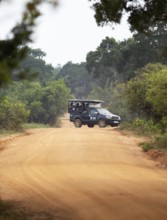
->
[[0, 48, 72, 132], [85, 30, 167, 152]]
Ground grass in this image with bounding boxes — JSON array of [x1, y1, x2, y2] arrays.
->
[[0, 130, 22, 139], [0, 121, 61, 140], [23, 119, 62, 129], [22, 123, 49, 129]]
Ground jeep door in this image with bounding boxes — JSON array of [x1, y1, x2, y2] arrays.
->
[[88, 109, 99, 122], [80, 110, 90, 122]]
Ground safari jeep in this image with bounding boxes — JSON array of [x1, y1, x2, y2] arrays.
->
[[68, 99, 121, 128]]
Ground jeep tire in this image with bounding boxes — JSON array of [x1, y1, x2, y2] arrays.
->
[[74, 118, 82, 128], [98, 119, 107, 128]]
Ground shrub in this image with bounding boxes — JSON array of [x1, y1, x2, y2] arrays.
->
[[154, 134, 167, 149], [157, 116, 167, 133], [132, 118, 160, 135], [0, 98, 29, 131], [140, 142, 155, 152]]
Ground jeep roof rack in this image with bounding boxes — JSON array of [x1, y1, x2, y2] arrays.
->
[[68, 99, 103, 103]]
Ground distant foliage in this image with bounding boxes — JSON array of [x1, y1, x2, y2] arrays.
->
[[57, 62, 92, 98], [88, 83, 130, 121], [1, 79, 71, 127], [86, 29, 167, 86], [18, 48, 57, 82]]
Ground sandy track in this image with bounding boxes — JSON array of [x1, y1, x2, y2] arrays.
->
[[0, 117, 167, 219]]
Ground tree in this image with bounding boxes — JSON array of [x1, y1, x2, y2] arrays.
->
[[19, 47, 55, 82], [57, 62, 93, 98], [126, 63, 167, 121], [133, 22, 167, 60], [87, 37, 121, 69], [29, 48, 46, 59], [86, 37, 125, 85], [0, 0, 57, 87], [41, 80, 72, 125], [86, 29, 167, 84], [89, 0, 167, 34], [0, 0, 41, 86], [145, 67, 167, 116], [86, 37, 137, 83]]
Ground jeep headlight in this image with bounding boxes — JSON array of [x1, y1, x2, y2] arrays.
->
[[106, 115, 111, 119]]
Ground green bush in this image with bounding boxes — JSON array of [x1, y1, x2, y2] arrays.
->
[[154, 134, 167, 149], [157, 116, 167, 133], [132, 118, 160, 135], [126, 63, 167, 122], [0, 98, 29, 131], [140, 142, 155, 152], [140, 134, 167, 152]]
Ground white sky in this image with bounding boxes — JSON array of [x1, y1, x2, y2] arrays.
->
[[0, 0, 132, 66]]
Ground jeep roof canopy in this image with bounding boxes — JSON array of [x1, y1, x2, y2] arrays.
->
[[68, 99, 103, 113], [68, 99, 103, 104]]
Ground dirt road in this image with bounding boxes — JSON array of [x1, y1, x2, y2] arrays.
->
[[0, 116, 167, 219]]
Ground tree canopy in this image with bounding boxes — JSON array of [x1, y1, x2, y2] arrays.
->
[[57, 62, 93, 98], [86, 28, 167, 85], [19, 47, 56, 82], [0, 0, 41, 86], [89, 0, 167, 33], [0, 0, 57, 87]]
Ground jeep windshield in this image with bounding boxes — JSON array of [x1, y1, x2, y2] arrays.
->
[[97, 108, 111, 115]]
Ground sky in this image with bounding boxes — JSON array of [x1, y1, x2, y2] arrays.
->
[[0, 0, 132, 66]]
